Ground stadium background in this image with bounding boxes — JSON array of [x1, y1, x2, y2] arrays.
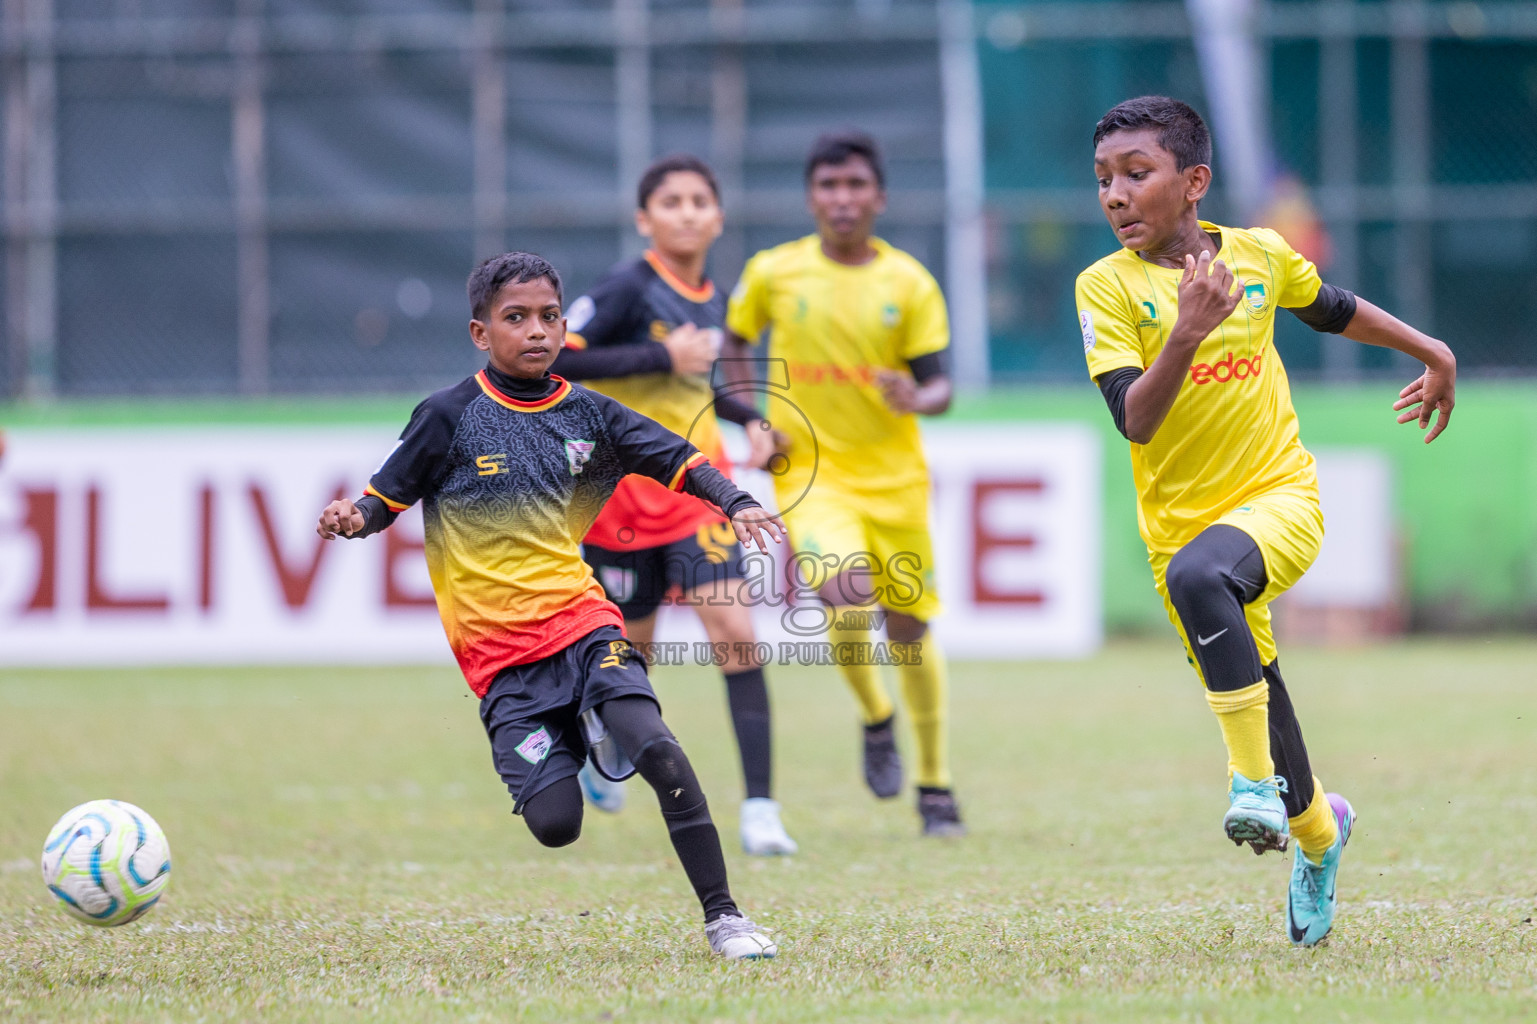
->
[[2, 0, 1535, 638]]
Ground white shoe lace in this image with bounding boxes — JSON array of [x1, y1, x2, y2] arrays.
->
[[707, 913, 769, 952]]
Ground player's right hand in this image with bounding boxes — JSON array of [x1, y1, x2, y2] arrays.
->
[[1172, 249, 1242, 344], [663, 323, 719, 376], [317, 498, 365, 539]]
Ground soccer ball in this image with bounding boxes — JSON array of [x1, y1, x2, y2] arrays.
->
[[41, 799, 171, 926]]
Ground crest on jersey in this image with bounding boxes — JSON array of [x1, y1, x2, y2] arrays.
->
[[565, 439, 595, 475], [1243, 281, 1269, 318], [1078, 309, 1096, 352], [598, 566, 638, 603], [881, 303, 901, 328]]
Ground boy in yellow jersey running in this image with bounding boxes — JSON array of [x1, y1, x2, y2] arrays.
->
[[723, 131, 964, 837], [1078, 97, 1456, 946]]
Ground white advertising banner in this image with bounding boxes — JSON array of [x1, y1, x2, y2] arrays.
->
[[0, 423, 1100, 665]]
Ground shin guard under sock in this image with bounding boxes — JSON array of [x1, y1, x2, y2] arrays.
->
[[827, 619, 893, 724], [724, 668, 773, 800], [896, 633, 950, 789], [633, 736, 737, 922], [1204, 680, 1274, 783]]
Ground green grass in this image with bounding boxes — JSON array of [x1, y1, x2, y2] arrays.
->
[[3, 639, 1536, 1022]]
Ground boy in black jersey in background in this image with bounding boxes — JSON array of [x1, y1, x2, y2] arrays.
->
[[553, 155, 797, 856], [316, 251, 782, 959]]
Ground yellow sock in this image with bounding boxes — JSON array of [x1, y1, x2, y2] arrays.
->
[[827, 618, 893, 725], [1204, 680, 1273, 783], [1289, 777, 1339, 864], [897, 633, 950, 789]]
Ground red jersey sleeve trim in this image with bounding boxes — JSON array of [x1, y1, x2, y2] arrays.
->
[[363, 485, 410, 512], [475, 370, 572, 413], [667, 451, 708, 492]]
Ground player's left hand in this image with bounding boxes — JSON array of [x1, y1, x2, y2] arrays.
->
[[730, 505, 786, 552], [1393, 349, 1456, 443], [875, 368, 919, 414]]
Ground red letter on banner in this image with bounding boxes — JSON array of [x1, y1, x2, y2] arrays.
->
[[971, 479, 1046, 606], [20, 488, 58, 612], [383, 514, 434, 608], [86, 485, 170, 612], [249, 481, 346, 609]]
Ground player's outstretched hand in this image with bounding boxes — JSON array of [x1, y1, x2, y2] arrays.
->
[[1172, 249, 1242, 343], [316, 498, 365, 539], [743, 418, 790, 470], [663, 323, 719, 377], [1393, 350, 1456, 443], [731, 505, 786, 553], [875, 368, 919, 414]]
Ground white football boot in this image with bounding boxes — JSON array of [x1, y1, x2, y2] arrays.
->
[[705, 913, 778, 959], [739, 798, 798, 856]]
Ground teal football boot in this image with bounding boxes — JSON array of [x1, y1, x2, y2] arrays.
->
[[1287, 793, 1356, 946], [1223, 771, 1290, 854]]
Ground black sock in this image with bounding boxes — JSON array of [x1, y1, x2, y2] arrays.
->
[[637, 740, 737, 922], [865, 713, 895, 734], [599, 695, 739, 922], [1263, 659, 1315, 818], [724, 668, 773, 800]]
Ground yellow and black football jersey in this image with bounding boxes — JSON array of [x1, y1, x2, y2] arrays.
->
[[1076, 222, 1323, 554]]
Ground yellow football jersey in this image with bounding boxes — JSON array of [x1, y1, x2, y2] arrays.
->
[[1076, 222, 1322, 554], [726, 235, 950, 510]]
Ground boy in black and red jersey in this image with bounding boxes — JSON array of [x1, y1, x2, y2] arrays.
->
[[316, 252, 783, 960], [552, 154, 796, 856]]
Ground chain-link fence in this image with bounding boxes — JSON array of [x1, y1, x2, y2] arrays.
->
[[4, 1, 1537, 398]]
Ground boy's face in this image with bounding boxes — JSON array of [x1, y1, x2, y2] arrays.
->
[[637, 171, 723, 260], [1093, 128, 1210, 251], [469, 277, 565, 379], [807, 157, 886, 247]]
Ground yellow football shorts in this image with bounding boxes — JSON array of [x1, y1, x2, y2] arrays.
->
[[779, 485, 943, 622], [1149, 484, 1324, 682]]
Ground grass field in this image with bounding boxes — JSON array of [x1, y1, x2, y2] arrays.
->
[[3, 639, 1536, 1022]]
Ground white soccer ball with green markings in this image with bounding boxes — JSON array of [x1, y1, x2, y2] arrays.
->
[[41, 799, 171, 926]]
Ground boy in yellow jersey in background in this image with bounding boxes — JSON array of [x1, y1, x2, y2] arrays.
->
[[1078, 96, 1456, 945], [723, 131, 964, 837]]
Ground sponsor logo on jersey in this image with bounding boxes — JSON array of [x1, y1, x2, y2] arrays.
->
[[476, 452, 509, 476], [649, 319, 671, 342], [1243, 281, 1269, 319], [564, 439, 595, 475], [881, 302, 901, 328], [1138, 299, 1158, 328], [1079, 309, 1096, 352], [1190, 350, 1263, 386]]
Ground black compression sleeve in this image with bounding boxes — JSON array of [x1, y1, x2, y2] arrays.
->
[[681, 462, 759, 519], [1095, 366, 1143, 441], [550, 341, 672, 381], [1286, 283, 1358, 334], [908, 350, 948, 385], [713, 389, 760, 426], [348, 495, 399, 539]]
